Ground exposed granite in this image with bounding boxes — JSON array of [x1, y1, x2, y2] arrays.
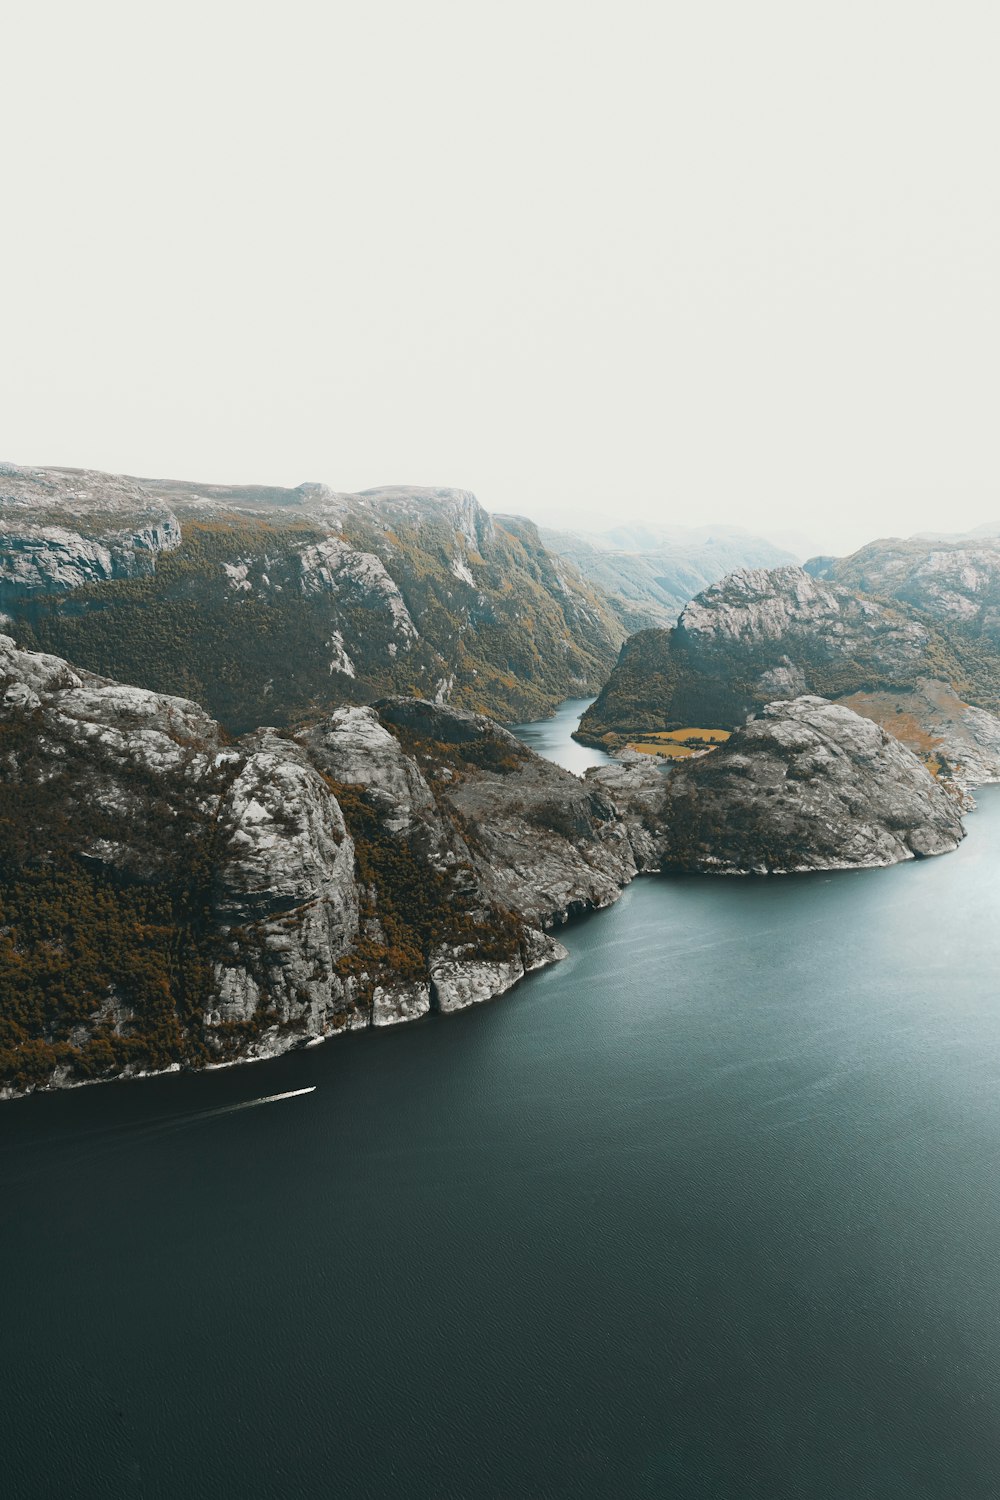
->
[[0, 463, 180, 603], [662, 696, 965, 874], [579, 565, 935, 744], [807, 536, 1000, 638], [0, 644, 650, 1097], [1, 463, 624, 727]]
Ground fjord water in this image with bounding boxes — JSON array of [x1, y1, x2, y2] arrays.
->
[[5, 706, 1000, 1498], [506, 696, 614, 773]]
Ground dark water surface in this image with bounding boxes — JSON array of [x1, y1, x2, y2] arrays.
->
[[5, 703, 1000, 1498], [506, 696, 612, 774]]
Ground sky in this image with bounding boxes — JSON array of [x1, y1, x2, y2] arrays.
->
[[3, 1, 999, 557]]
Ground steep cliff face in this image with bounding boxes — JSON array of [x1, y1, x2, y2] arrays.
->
[[0, 634, 367, 1093], [0, 463, 180, 603], [576, 565, 987, 762], [806, 536, 1000, 632], [668, 565, 937, 718], [3, 465, 623, 729], [372, 697, 646, 926], [0, 639, 658, 1098], [661, 697, 964, 874], [806, 537, 1000, 716]]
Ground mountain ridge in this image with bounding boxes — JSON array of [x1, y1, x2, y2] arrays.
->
[[0, 463, 625, 731], [577, 562, 1000, 795]]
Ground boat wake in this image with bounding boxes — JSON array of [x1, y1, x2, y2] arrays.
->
[[187, 1086, 317, 1122]]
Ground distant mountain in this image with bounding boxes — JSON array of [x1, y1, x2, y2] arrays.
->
[[0, 464, 625, 730], [577, 563, 1000, 795], [804, 534, 1000, 637], [804, 535, 1000, 707], [540, 522, 798, 632]]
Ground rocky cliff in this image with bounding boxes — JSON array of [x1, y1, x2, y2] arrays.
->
[[0, 636, 658, 1099], [576, 564, 1000, 794], [806, 536, 1000, 715], [579, 566, 943, 742], [661, 697, 965, 874], [0, 463, 180, 603], [1, 464, 623, 730], [805, 535, 1000, 635]]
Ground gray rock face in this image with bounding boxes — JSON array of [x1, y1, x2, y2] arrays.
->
[[0, 464, 180, 602], [662, 696, 965, 874], [209, 733, 361, 1034], [577, 565, 939, 746], [576, 560, 990, 763], [296, 537, 418, 646], [0, 461, 623, 728], [584, 758, 672, 872], [0, 643, 653, 1096], [807, 536, 1000, 639], [373, 697, 645, 927], [674, 566, 931, 700], [0, 635, 363, 1048]]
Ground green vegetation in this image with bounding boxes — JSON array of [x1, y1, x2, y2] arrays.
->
[[342, 508, 623, 720], [326, 780, 522, 993], [13, 519, 387, 735], [575, 630, 680, 746], [0, 711, 266, 1093], [10, 509, 622, 734], [0, 861, 212, 1092]]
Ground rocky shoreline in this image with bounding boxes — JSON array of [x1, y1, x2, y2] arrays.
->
[[0, 638, 666, 1099], [0, 629, 986, 1102]]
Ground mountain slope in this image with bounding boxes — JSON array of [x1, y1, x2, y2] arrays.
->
[[578, 564, 1000, 791], [1, 465, 624, 730], [805, 536, 1000, 712], [0, 634, 656, 1099], [579, 566, 948, 737], [662, 697, 964, 873], [540, 522, 797, 631]]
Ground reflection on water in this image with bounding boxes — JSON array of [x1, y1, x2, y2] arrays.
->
[[509, 696, 612, 774]]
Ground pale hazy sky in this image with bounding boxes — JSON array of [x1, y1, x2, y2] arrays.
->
[[4, 2, 998, 556]]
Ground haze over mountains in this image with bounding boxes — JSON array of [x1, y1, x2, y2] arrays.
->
[[539, 522, 798, 631]]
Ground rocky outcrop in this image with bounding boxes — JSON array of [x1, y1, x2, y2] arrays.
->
[[296, 537, 418, 646], [2, 463, 624, 728], [0, 463, 179, 604], [373, 697, 649, 926], [577, 561, 1000, 795], [661, 696, 965, 874], [807, 536, 1000, 638], [584, 757, 673, 872], [804, 536, 1000, 724], [0, 642, 651, 1097], [578, 566, 935, 739]]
